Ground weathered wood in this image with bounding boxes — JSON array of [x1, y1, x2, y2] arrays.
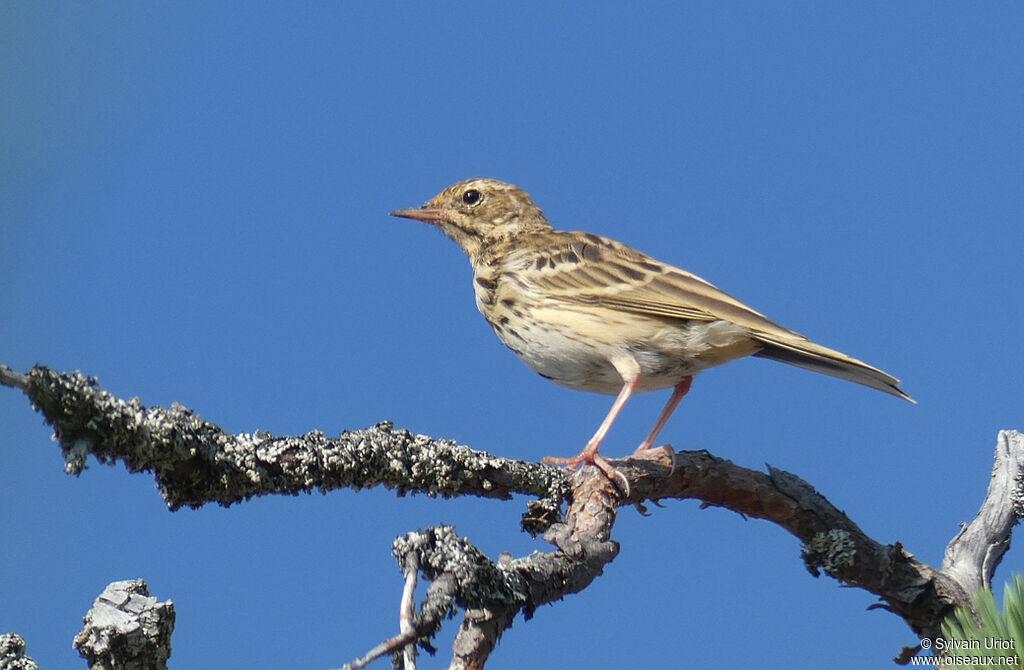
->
[[73, 579, 174, 670], [942, 430, 1024, 594]]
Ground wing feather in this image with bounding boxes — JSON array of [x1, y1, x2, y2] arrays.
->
[[513, 231, 913, 402], [523, 232, 802, 340]]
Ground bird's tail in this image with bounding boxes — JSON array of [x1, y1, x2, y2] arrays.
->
[[753, 336, 915, 403]]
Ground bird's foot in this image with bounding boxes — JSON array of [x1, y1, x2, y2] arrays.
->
[[542, 451, 630, 497]]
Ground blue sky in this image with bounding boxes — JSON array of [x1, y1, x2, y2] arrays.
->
[[2, 3, 1023, 668]]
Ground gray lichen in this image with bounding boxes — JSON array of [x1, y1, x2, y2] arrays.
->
[[1011, 470, 1024, 518], [393, 526, 530, 609], [20, 366, 570, 519], [803, 529, 856, 578], [0, 634, 39, 670], [73, 579, 174, 670]]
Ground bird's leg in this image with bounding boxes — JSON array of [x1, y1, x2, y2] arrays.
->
[[542, 372, 641, 474], [634, 376, 693, 453]]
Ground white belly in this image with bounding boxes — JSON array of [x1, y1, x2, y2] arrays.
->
[[484, 299, 755, 395]]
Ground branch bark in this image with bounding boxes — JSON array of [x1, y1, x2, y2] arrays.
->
[[3, 363, 1022, 668], [0, 634, 39, 670], [0, 364, 567, 531], [73, 579, 175, 670], [942, 430, 1024, 594]]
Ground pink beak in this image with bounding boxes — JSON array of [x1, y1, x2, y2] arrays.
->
[[388, 207, 449, 224]]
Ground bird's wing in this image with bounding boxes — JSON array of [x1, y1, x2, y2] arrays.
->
[[521, 231, 803, 340], [518, 231, 913, 402]]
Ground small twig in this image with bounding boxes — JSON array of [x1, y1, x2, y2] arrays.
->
[[0, 363, 29, 391], [337, 630, 421, 670], [400, 553, 419, 670], [338, 571, 459, 670]]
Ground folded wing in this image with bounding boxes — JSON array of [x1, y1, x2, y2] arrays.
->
[[527, 232, 913, 402]]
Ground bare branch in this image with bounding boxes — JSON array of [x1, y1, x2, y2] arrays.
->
[[338, 630, 422, 670], [595, 449, 971, 640], [400, 553, 420, 669], [0, 364, 28, 391], [942, 430, 1024, 594]]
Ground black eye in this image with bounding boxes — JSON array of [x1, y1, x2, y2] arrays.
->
[[462, 189, 482, 205]]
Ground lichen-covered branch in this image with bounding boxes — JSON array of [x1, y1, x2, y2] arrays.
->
[[1, 365, 568, 522], [0, 634, 39, 670], [4, 363, 1022, 668], [362, 469, 621, 669], [73, 579, 174, 670], [594, 449, 976, 643]]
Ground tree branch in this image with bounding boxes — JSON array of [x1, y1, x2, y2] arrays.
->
[[0, 634, 39, 670], [604, 449, 974, 642], [1, 364, 567, 531], [4, 363, 1022, 667], [72, 579, 175, 670], [942, 430, 1024, 594]]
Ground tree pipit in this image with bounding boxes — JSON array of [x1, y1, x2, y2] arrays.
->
[[390, 178, 912, 480]]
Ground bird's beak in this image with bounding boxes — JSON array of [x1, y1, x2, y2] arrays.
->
[[388, 206, 450, 224]]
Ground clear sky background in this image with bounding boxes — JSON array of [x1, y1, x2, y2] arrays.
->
[[2, 3, 1022, 668]]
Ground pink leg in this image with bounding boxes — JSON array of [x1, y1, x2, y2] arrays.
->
[[634, 376, 693, 452], [543, 372, 641, 469]]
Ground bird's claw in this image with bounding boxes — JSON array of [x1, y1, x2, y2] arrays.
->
[[542, 452, 631, 497]]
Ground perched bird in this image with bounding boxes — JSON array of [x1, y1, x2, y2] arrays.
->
[[390, 178, 912, 476]]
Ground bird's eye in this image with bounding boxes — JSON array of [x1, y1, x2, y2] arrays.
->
[[462, 189, 482, 206]]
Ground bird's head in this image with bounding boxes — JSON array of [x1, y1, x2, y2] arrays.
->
[[390, 178, 551, 262]]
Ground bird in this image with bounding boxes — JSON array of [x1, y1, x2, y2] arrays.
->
[[389, 177, 913, 478]]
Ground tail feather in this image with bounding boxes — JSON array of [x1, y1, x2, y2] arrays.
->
[[753, 337, 915, 403]]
